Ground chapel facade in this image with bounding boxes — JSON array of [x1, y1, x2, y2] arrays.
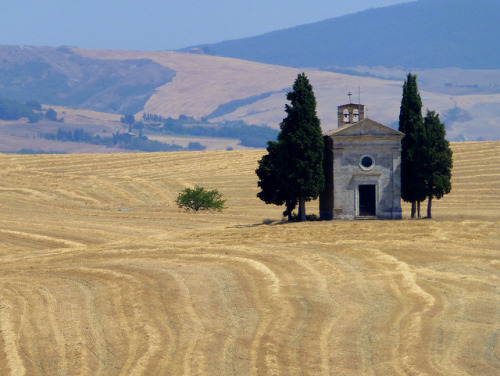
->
[[319, 103, 404, 220]]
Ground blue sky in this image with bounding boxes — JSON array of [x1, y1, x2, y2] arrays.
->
[[1, 0, 414, 51]]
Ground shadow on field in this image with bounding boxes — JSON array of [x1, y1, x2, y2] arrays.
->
[[229, 219, 288, 228]]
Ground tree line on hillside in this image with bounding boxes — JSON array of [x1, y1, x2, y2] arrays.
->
[[126, 113, 279, 148], [1, 97, 278, 150], [164, 119, 278, 148], [40, 127, 206, 152], [255, 73, 452, 221], [0, 98, 61, 123]]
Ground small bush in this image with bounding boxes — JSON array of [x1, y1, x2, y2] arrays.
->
[[175, 186, 226, 212]]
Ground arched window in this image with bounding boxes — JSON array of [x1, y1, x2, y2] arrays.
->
[[353, 109, 359, 122], [343, 109, 350, 123]]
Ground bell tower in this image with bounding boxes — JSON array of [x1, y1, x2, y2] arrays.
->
[[337, 93, 365, 128]]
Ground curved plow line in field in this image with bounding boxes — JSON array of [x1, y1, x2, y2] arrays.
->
[[363, 247, 443, 375], [0, 187, 59, 203], [0, 142, 499, 375], [39, 285, 70, 374], [72, 267, 166, 376], [452, 173, 500, 180], [188, 249, 348, 375], [0, 301, 26, 376], [2, 265, 173, 375], [173, 267, 233, 376], [161, 251, 287, 375], [90, 248, 346, 374], [321, 252, 407, 375], [0, 229, 86, 248]]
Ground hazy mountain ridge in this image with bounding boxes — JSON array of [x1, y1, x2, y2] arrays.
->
[[194, 0, 499, 70], [0, 45, 175, 114]]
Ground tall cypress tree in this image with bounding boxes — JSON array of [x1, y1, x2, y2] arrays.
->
[[256, 140, 286, 207], [398, 73, 426, 218], [422, 110, 453, 218], [256, 73, 324, 221]]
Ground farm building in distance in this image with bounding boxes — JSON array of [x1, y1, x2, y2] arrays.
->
[[319, 102, 404, 220]]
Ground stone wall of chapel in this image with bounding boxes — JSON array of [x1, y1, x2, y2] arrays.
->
[[331, 137, 402, 219]]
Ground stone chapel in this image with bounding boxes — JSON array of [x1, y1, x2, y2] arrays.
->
[[319, 102, 404, 220]]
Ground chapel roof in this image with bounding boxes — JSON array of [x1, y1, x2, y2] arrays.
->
[[323, 118, 404, 138]]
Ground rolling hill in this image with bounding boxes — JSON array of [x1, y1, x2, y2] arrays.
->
[[0, 141, 499, 374], [1, 44, 499, 154], [0, 45, 175, 115], [196, 0, 500, 70]]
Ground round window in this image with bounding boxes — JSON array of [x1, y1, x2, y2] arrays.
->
[[360, 155, 374, 170]]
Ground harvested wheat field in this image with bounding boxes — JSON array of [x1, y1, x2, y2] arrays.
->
[[0, 141, 499, 375]]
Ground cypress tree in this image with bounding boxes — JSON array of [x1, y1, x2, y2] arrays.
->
[[256, 140, 287, 208], [422, 110, 453, 218], [398, 73, 426, 218], [256, 73, 324, 221]]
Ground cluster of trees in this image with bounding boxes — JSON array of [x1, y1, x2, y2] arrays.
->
[[255, 73, 452, 221], [40, 127, 188, 152], [120, 114, 136, 128], [0, 98, 61, 123], [255, 73, 324, 221], [142, 113, 166, 123], [112, 133, 186, 152], [162, 117, 278, 148], [121, 113, 278, 148], [398, 73, 453, 218]]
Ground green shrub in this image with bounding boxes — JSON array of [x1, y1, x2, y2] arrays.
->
[[175, 186, 226, 212]]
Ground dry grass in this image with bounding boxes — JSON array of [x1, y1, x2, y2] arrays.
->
[[0, 142, 499, 375]]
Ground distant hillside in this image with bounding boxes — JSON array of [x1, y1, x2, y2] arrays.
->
[[0, 45, 175, 114], [0, 46, 499, 154], [194, 0, 500, 70]]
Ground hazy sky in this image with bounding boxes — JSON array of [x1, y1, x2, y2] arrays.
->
[[1, 0, 415, 51]]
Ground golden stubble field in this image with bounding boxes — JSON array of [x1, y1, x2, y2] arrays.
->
[[0, 142, 499, 375]]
